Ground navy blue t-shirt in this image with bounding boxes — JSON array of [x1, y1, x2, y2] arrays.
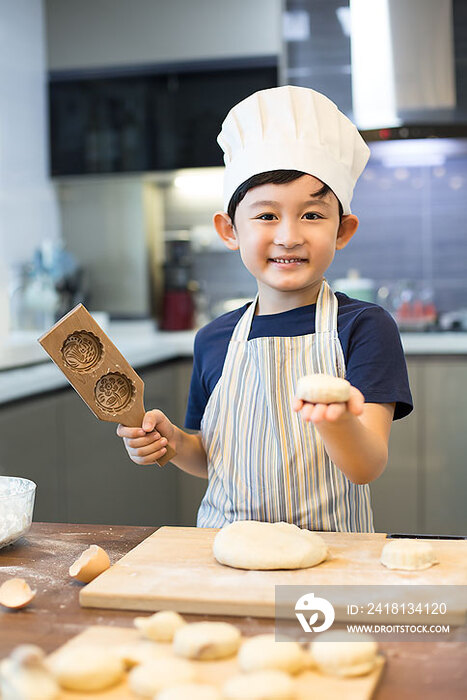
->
[[185, 292, 413, 429]]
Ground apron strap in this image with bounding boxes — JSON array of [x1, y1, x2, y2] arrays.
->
[[315, 279, 338, 334], [231, 294, 259, 342], [231, 279, 337, 343]]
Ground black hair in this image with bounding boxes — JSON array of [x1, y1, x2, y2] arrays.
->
[[227, 170, 343, 224]]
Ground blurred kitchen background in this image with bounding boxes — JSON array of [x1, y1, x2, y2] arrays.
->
[[1, 0, 466, 536]]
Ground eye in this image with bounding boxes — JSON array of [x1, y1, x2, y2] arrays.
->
[[256, 213, 277, 221], [303, 212, 323, 220]]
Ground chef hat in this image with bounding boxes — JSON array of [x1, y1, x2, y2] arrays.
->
[[217, 85, 370, 215]]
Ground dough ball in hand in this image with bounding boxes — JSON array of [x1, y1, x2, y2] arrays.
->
[[129, 657, 195, 697], [238, 634, 306, 675], [380, 539, 437, 571], [49, 647, 124, 692], [173, 621, 241, 660], [134, 610, 186, 642], [309, 631, 379, 677], [222, 670, 296, 700], [296, 374, 350, 404]]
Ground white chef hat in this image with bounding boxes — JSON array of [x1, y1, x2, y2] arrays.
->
[[217, 85, 370, 215]]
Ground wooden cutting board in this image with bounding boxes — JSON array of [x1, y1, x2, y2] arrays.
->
[[47, 625, 385, 700], [80, 528, 467, 617]]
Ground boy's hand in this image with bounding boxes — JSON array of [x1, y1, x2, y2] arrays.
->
[[292, 385, 364, 424], [116, 409, 175, 466]]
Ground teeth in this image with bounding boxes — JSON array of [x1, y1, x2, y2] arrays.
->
[[272, 258, 303, 263]]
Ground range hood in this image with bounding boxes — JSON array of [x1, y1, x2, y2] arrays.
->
[[284, 0, 467, 140], [350, 0, 467, 139]]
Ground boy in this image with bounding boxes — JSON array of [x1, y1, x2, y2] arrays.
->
[[117, 86, 412, 532]]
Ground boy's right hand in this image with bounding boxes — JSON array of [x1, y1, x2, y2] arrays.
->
[[116, 409, 175, 466]]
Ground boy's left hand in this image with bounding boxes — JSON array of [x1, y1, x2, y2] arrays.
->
[[292, 385, 364, 424]]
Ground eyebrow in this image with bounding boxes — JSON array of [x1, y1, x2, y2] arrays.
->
[[247, 197, 331, 210]]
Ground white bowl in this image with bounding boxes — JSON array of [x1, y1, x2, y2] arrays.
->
[[0, 476, 36, 548]]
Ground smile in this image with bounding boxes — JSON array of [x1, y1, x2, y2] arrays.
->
[[268, 257, 307, 264]]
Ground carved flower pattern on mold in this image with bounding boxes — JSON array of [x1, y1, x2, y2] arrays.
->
[[94, 372, 134, 413], [61, 331, 103, 372]]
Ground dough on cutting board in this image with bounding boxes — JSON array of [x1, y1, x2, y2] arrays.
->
[[213, 520, 327, 570], [48, 647, 124, 692], [222, 670, 296, 700], [116, 640, 167, 669], [156, 683, 222, 700], [380, 539, 437, 570], [173, 621, 241, 660], [238, 634, 306, 675], [128, 657, 195, 697], [309, 631, 378, 677], [296, 374, 351, 404], [0, 644, 59, 700], [134, 610, 186, 642]]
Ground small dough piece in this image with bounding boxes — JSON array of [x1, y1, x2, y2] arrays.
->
[[0, 578, 36, 609], [69, 544, 110, 583], [49, 647, 124, 691], [173, 621, 241, 660], [380, 539, 437, 571], [296, 374, 350, 404], [222, 670, 296, 700], [156, 683, 222, 700], [238, 634, 306, 675], [213, 521, 327, 570], [134, 610, 186, 641], [128, 657, 195, 697], [310, 631, 378, 677], [116, 640, 166, 669], [0, 644, 59, 700]]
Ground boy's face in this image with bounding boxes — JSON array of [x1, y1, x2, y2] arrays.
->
[[215, 174, 358, 312]]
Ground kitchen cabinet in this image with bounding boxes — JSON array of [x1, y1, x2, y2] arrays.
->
[[0, 359, 193, 526], [370, 359, 421, 534], [424, 359, 467, 535], [371, 357, 467, 536], [0, 393, 65, 522], [49, 62, 277, 175]]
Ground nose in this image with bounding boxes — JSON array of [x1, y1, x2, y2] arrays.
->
[[273, 218, 304, 248]]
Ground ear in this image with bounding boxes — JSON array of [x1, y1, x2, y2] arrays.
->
[[213, 211, 239, 251], [336, 214, 359, 250]]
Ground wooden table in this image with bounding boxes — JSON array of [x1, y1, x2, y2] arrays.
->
[[0, 523, 465, 699]]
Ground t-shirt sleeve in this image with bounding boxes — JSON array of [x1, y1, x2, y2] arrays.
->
[[184, 330, 209, 430], [345, 306, 413, 420]]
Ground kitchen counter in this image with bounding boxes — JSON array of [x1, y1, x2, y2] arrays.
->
[[1, 326, 467, 406], [0, 325, 195, 405], [0, 522, 466, 699]]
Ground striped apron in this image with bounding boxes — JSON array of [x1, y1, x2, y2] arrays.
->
[[197, 279, 374, 532]]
